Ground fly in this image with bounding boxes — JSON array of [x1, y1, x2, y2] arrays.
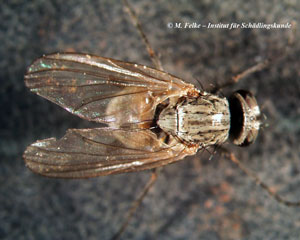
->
[[23, 53, 261, 178], [23, 2, 300, 239]]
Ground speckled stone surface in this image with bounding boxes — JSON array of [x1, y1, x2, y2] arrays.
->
[[1, 1, 300, 239]]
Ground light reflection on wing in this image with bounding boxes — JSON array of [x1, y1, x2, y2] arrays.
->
[[25, 53, 195, 127], [23, 128, 194, 178]]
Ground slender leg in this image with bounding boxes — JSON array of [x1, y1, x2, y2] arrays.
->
[[211, 21, 297, 94], [221, 148, 300, 207], [122, 0, 164, 71], [111, 2, 164, 239], [111, 169, 159, 240], [210, 60, 270, 93]]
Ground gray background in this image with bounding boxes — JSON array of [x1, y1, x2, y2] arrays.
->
[[1, 0, 300, 239]]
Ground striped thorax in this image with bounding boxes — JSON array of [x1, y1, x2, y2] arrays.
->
[[158, 92, 230, 146], [158, 90, 261, 147]]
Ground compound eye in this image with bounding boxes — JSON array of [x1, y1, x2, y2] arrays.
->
[[228, 90, 261, 146]]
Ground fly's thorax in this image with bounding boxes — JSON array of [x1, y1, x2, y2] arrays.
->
[[157, 93, 230, 146]]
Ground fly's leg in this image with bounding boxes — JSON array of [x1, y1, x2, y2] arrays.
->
[[111, 1, 164, 239], [210, 57, 273, 94], [122, 0, 164, 71], [221, 148, 300, 207], [111, 169, 159, 240], [210, 21, 297, 94], [210, 60, 270, 94]]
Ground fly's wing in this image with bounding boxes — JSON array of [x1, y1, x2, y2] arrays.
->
[[25, 53, 196, 127], [23, 128, 196, 178]]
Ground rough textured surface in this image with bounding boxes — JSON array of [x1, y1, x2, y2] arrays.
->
[[1, 0, 300, 239]]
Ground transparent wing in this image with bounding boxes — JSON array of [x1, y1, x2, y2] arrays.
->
[[23, 128, 195, 178], [25, 53, 195, 127]]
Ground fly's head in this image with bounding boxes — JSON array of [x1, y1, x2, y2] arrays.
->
[[228, 90, 261, 146]]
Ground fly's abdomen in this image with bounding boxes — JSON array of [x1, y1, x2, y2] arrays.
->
[[158, 93, 230, 146]]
